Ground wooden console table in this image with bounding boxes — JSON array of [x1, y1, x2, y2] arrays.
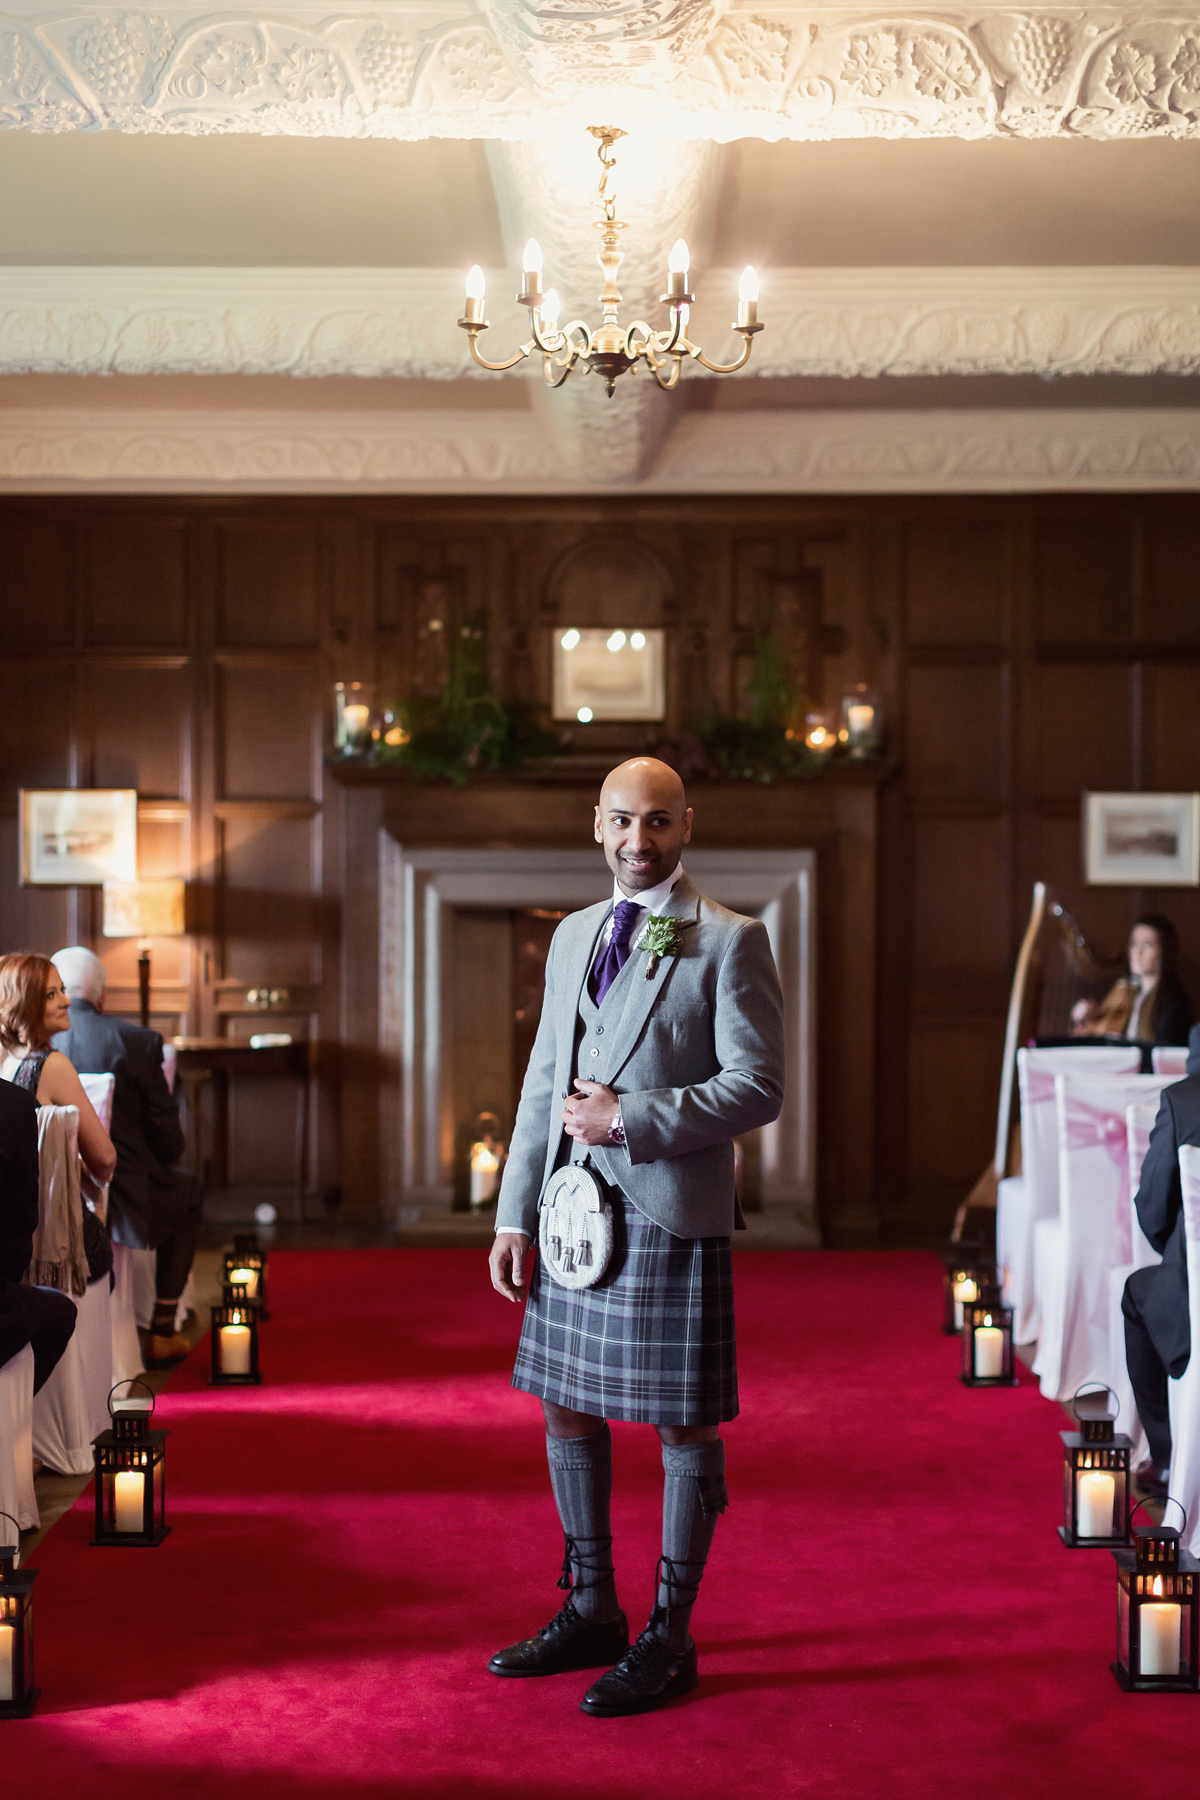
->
[[173, 1037, 316, 1222]]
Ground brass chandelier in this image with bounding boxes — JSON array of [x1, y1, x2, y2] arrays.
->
[[458, 126, 763, 398]]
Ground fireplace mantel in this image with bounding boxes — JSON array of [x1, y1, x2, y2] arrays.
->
[[333, 765, 893, 1239]]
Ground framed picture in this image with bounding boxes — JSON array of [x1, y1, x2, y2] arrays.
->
[[19, 789, 138, 887], [1083, 791, 1200, 887], [552, 628, 665, 723]]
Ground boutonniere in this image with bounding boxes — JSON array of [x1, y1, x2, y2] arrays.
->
[[637, 916, 696, 979]]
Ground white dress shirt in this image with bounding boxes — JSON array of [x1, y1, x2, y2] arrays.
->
[[496, 864, 685, 1238]]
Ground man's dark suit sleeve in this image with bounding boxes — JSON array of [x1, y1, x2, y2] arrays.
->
[[135, 1036, 186, 1167], [0, 1086, 40, 1284], [1133, 1089, 1183, 1256]]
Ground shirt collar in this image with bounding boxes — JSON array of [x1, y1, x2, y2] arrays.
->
[[612, 863, 684, 918]]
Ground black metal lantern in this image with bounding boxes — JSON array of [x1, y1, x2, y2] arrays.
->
[[223, 1233, 268, 1319], [1113, 1500, 1200, 1692], [91, 1379, 170, 1547], [210, 1288, 261, 1386], [960, 1287, 1019, 1387], [1059, 1385, 1132, 1549], [0, 1513, 37, 1719], [942, 1253, 996, 1336]]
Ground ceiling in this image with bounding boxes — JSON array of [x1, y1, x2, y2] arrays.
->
[[2, 2, 1199, 492]]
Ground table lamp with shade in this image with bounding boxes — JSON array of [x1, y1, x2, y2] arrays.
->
[[102, 878, 186, 1028]]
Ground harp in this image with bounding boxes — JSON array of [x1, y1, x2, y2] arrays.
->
[[952, 881, 1126, 1238]]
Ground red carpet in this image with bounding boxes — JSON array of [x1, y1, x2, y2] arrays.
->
[[6, 1249, 1200, 1795]]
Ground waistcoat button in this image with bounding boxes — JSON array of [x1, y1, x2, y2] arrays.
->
[[595, 1026, 604, 1035], [589, 1047, 600, 1057]]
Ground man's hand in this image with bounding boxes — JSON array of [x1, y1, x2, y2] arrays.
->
[[490, 1231, 534, 1302], [563, 1078, 620, 1146]]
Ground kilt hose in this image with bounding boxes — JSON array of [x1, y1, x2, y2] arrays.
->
[[511, 1189, 738, 1426]]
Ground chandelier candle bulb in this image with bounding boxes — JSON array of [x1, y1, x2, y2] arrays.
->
[[667, 237, 690, 300], [463, 264, 486, 326], [737, 266, 759, 329], [539, 288, 561, 329], [521, 239, 544, 301]]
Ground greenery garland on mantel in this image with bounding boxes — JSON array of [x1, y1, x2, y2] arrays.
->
[[337, 628, 877, 787]]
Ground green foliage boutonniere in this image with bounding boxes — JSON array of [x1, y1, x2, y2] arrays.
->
[[637, 916, 695, 979]]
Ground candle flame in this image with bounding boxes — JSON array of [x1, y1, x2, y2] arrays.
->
[[471, 1143, 500, 1174], [983, 1314, 993, 1328], [1153, 1574, 1164, 1597]]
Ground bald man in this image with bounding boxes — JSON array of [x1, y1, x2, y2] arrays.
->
[[488, 759, 784, 1715]]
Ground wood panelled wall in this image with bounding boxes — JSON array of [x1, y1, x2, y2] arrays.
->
[[0, 494, 1197, 1233]]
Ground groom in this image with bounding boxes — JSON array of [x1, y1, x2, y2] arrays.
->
[[488, 757, 784, 1715]]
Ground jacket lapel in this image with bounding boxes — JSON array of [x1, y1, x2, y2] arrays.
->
[[602, 874, 701, 1086]]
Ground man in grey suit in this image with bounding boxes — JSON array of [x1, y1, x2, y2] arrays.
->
[[488, 758, 784, 1716], [1124, 1020, 1200, 1496], [51, 946, 201, 1366]]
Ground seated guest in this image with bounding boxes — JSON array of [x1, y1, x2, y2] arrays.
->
[[0, 1075, 77, 1393], [51, 946, 201, 1367], [1122, 1020, 1200, 1496], [1072, 914, 1193, 1046]]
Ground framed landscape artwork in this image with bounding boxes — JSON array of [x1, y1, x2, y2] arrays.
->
[[19, 789, 138, 886], [1083, 791, 1200, 887]]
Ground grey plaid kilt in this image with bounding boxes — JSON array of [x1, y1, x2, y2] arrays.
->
[[511, 1190, 738, 1426]]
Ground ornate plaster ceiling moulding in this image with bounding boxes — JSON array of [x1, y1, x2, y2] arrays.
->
[[0, 407, 1198, 494], [4, 265, 1200, 380], [4, 7, 1200, 137]]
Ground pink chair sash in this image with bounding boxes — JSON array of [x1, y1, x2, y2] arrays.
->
[[1062, 1097, 1132, 1314]]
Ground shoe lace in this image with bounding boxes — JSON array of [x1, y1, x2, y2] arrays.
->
[[556, 1532, 616, 1600]]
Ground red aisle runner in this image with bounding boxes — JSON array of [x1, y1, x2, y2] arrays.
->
[[5, 1249, 1199, 1798]]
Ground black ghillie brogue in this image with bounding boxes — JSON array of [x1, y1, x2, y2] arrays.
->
[[489, 1534, 628, 1677], [579, 1609, 698, 1716], [488, 1600, 629, 1678]]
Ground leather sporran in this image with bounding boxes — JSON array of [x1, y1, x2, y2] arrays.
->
[[538, 1163, 614, 1291]]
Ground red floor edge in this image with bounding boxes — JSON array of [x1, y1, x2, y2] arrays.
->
[[4, 1247, 1199, 1798]]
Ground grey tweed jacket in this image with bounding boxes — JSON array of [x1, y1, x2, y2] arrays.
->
[[495, 872, 785, 1241]]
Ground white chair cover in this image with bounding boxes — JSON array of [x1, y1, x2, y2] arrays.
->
[[1032, 1071, 1172, 1404], [109, 1244, 145, 1387], [1152, 1047, 1189, 1078], [1106, 1101, 1167, 1462], [161, 1043, 177, 1094], [1009, 1046, 1142, 1343], [0, 1346, 37, 1532], [996, 1176, 1030, 1332], [31, 1274, 112, 1476], [78, 1071, 115, 1132], [1169, 1145, 1200, 1556]]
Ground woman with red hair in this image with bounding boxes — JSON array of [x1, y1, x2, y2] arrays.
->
[[0, 953, 116, 1184]]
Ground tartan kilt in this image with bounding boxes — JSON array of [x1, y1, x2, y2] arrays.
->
[[511, 1189, 738, 1426]]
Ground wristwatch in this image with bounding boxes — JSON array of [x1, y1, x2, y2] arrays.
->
[[607, 1109, 626, 1147]]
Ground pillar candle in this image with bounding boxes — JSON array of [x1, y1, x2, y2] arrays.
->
[[230, 1266, 259, 1297], [973, 1326, 1004, 1378], [1140, 1602, 1182, 1677], [114, 1469, 145, 1533], [1076, 1469, 1116, 1538], [952, 1277, 978, 1331], [219, 1324, 252, 1376], [0, 1621, 12, 1702]]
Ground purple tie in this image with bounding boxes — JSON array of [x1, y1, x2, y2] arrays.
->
[[589, 899, 641, 1005]]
